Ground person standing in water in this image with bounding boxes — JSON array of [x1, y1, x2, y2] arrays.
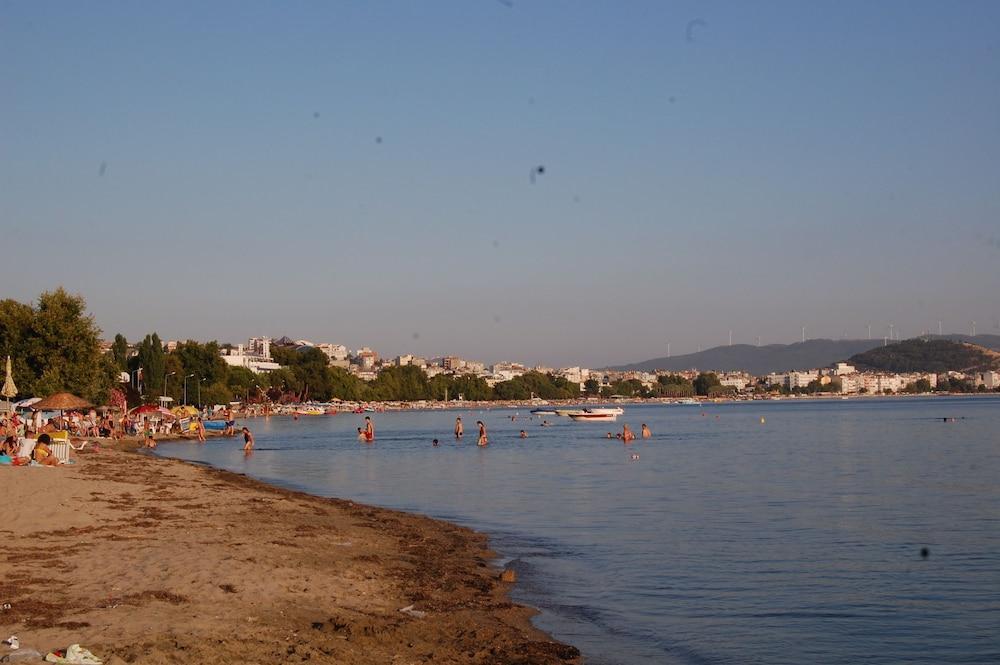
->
[[454, 416, 464, 439], [641, 423, 651, 439], [477, 420, 488, 446], [196, 417, 206, 443], [242, 426, 254, 452], [364, 416, 375, 442], [622, 424, 635, 443]]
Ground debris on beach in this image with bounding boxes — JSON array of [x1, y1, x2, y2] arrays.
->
[[398, 604, 427, 619], [43, 644, 103, 664], [500, 569, 517, 583]]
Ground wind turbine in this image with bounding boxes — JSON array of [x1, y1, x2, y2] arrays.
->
[[867, 324, 872, 340], [729, 330, 733, 346], [801, 326, 806, 343], [888, 323, 895, 341], [938, 320, 943, 336], [971, 321, 976, 336]]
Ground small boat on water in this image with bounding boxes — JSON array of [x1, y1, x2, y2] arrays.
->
[[674, 398, 699, 405], [294, 408, 325, 416], [567, 407, 624, 422], [530, 408, 558, 415], [568, 410, 619, 422]]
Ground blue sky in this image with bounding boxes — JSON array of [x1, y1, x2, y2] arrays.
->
[[2, 1, 998, 367]]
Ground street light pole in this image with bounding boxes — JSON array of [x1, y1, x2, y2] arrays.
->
[[198, 377, 207, 409], [164, 371, 176, 399], [183, 374, 194, 405]]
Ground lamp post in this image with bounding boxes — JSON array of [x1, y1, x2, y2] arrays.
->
[[131, 367, 142, 391], [164, 371, 176, 399], [183, 373, 195, 405], [198, 377, 207, 409]]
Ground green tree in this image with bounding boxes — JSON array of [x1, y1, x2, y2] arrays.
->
[[693, 372, 721, 396], [583, 378, 601, 396], [22, 289, 115, 402], [110, 334, 130, 371], [328, 366, 368, 401], [132, 333, 166, 402], [369, 365, 430, 401]]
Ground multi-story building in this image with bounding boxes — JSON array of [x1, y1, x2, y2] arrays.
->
[[221, 344, 281, 374], [976, 371, 1000, 389], [247, 336, 272, 359], [718, 372, 752, 391], [317, 343, 349, 362]]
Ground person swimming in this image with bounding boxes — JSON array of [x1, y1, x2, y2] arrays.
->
[[519, 430, 527, 439], [357, 427, 367, 442], [641, 423, 651, 439], [432, 438, 440, 446]]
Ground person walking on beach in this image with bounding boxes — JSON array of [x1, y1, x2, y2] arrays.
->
[[241, 426, 254, 452], [363, 415, 374, 442], [477, 421, 488, 447], [641, 423, 651, 439], [454, 416, 464, 439], [196, 417, 206, 443]]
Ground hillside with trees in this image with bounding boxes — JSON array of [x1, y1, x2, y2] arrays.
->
[[849, 339, 999, 374]]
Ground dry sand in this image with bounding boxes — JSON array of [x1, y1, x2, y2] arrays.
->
[[0, 446, 580, 664]]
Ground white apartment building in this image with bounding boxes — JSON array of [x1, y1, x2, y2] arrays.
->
[[247, 336, 272, 359], [317, 343, 349, 362], [831, 362, 856, 376], [718, 372, 752, 391], [221, 344, 281, 374], [976, 371, 999, 389], [788, 371, 818, 389]]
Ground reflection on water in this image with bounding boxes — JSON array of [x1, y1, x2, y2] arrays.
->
[[158, 398, 1000, 665]]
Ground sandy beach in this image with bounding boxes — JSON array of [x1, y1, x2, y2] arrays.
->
[[0, 446, 580, 664]]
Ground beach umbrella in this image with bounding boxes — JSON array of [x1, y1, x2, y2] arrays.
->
[[31, 392, 94, 426], [13, 397, 41, 411], [1, 356, 16, 412], [32, 392, 93, 411], [129, 405, 175, 419], [171, 405, 199, 417]]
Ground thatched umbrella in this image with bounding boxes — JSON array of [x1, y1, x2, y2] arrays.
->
[[1, 356, 16, 412], [33, 392, 94, 430], [32, 392, 93, 411]]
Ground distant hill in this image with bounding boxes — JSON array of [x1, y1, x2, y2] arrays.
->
[[610, 335, 1000, 375], [849, 339, 1000, 374]]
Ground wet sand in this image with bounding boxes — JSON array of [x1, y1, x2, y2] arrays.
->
[[0, 447, 580, 664]]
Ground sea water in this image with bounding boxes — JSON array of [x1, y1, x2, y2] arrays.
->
[[158, 397, 1000, 664]]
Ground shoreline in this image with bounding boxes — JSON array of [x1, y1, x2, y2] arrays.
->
[[0, 445, 580, 664]]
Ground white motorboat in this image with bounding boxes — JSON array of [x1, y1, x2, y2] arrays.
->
[[567, 407, 623, 422]]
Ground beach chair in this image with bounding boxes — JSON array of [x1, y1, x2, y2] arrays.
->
[[48, 440, 71, 463]]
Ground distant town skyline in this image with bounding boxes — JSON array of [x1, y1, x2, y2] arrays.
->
[[3, 2, 998, 368]]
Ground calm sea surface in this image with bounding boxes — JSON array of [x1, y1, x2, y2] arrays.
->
[[157, 397, 1000, 664]]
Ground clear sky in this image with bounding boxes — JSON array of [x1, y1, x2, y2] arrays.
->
[[2, 1, 999, 367]]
